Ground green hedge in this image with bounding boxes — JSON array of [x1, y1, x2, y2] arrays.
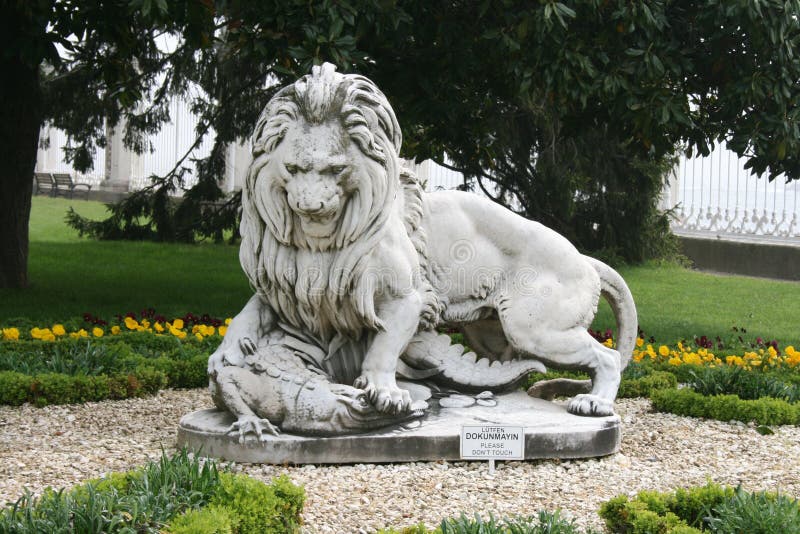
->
[[0, 335, 211, 406], [0, 450, 305, 533], [618, 370, 677, 398], [651, 388, 800, 426]]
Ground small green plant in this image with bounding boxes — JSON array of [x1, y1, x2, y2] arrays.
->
[[704, 487, 800, 533], [688, 366, 800, 403], [599, 482, 800, 534], [382, 511, 598, 534], [0, 450, 305, 534]]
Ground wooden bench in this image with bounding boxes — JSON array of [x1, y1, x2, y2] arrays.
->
[[51, 173, 92, 200], [34, 172, 55, 196]]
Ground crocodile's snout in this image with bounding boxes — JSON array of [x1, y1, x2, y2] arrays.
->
[[283, 385, 426, 436]]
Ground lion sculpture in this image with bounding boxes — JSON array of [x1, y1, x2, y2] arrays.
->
[[208, 63, 637, 439]]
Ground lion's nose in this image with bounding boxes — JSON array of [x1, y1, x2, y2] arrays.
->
[[296, 198, 326, 214]]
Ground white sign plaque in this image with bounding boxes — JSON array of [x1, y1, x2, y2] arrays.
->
[[460, 425, 525, 460]]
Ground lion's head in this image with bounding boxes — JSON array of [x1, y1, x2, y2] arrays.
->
[[239, 63, 404, 340]]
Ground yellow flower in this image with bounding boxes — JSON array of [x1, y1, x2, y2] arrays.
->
[[603, 338, 613, 348], [195, 333, 204, 341], [224, 318, 232, 326], [154, 322, 164, 333], [124, 317, 139, 330], [683, 352, 702, 366], [169, 325, 186, 339], [750, 359, 762, 367], [193, 324, 215, 337], [92, 327, 104, 338], [726, 355, 745, 367], [658, 345, 670, 357], [768, 346, 777, 358], [172, 318, 185, 330], [77, 329, 88, 338], [635, 337, 644, 348], [111, 325, 121, 335], [52, 324, 66, 336], [219, 325, 228, 337], [32, 328, 55, 341], [2, 327, 20, 341], [668, 356, 682, 366]]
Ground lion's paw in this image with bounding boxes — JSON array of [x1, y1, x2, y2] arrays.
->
[[567, 394, 615, 417], [354, 374, 412, 415], [227, 415, 279, 443]]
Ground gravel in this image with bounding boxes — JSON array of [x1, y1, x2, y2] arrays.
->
[[1, 390, 799, 532]]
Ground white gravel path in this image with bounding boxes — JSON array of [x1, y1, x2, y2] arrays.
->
[[1, 389, 798, 532]]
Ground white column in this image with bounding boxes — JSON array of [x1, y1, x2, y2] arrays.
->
[[224, 141, 252, 193], [105, 120, 134, 192]]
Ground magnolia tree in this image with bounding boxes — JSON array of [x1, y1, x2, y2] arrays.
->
[[2, 0, 800, 288]]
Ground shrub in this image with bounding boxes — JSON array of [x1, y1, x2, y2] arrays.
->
[[167, 505, 236, 533], [669, 483, 734, 528], [0, 371, 34, 405], [618, 371, 677, 398], [650, 388, 800, 426], [209, 473, 305, 534]]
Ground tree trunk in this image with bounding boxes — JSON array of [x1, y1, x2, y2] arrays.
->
[[0, 56, 42, 288]]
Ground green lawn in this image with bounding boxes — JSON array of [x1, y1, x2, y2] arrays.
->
[[2, 196, 799, 346], [1, 197, 250, 322], [592, 262, 800, 346]]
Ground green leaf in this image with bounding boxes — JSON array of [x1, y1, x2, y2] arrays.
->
[[756, 425, 774, 435]]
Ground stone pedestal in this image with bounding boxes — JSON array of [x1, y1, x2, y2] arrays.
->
[[177, 392, 621, 464]]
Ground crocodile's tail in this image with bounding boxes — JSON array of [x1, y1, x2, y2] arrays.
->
[[401, 330, 547, 392], [527, 256, 637, 399]]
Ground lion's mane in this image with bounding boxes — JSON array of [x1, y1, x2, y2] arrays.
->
[[240, 64, 410, 342]]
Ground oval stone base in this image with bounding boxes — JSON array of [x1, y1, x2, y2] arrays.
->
[[177, 392, 621, 464]]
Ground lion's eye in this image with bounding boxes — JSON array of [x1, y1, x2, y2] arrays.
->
[[284, 164, 299, 175], [329, 165, 347, 175]]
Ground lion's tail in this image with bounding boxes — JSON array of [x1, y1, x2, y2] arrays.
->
[[527, 256, 637, 400], [586, 256, 638, 369]]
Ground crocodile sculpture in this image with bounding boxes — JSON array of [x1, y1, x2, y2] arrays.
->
[[211, 329, 429, 439], [209, 319, 551, 440]]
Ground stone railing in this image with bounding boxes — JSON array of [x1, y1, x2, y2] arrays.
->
[[665, 143, 800, 245]]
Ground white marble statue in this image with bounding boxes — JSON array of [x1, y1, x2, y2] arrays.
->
[[207, 63, 637, 440]]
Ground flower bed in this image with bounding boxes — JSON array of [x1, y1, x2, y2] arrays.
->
[[4, 314, 800, 427], [0, 311, 230, 406]]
